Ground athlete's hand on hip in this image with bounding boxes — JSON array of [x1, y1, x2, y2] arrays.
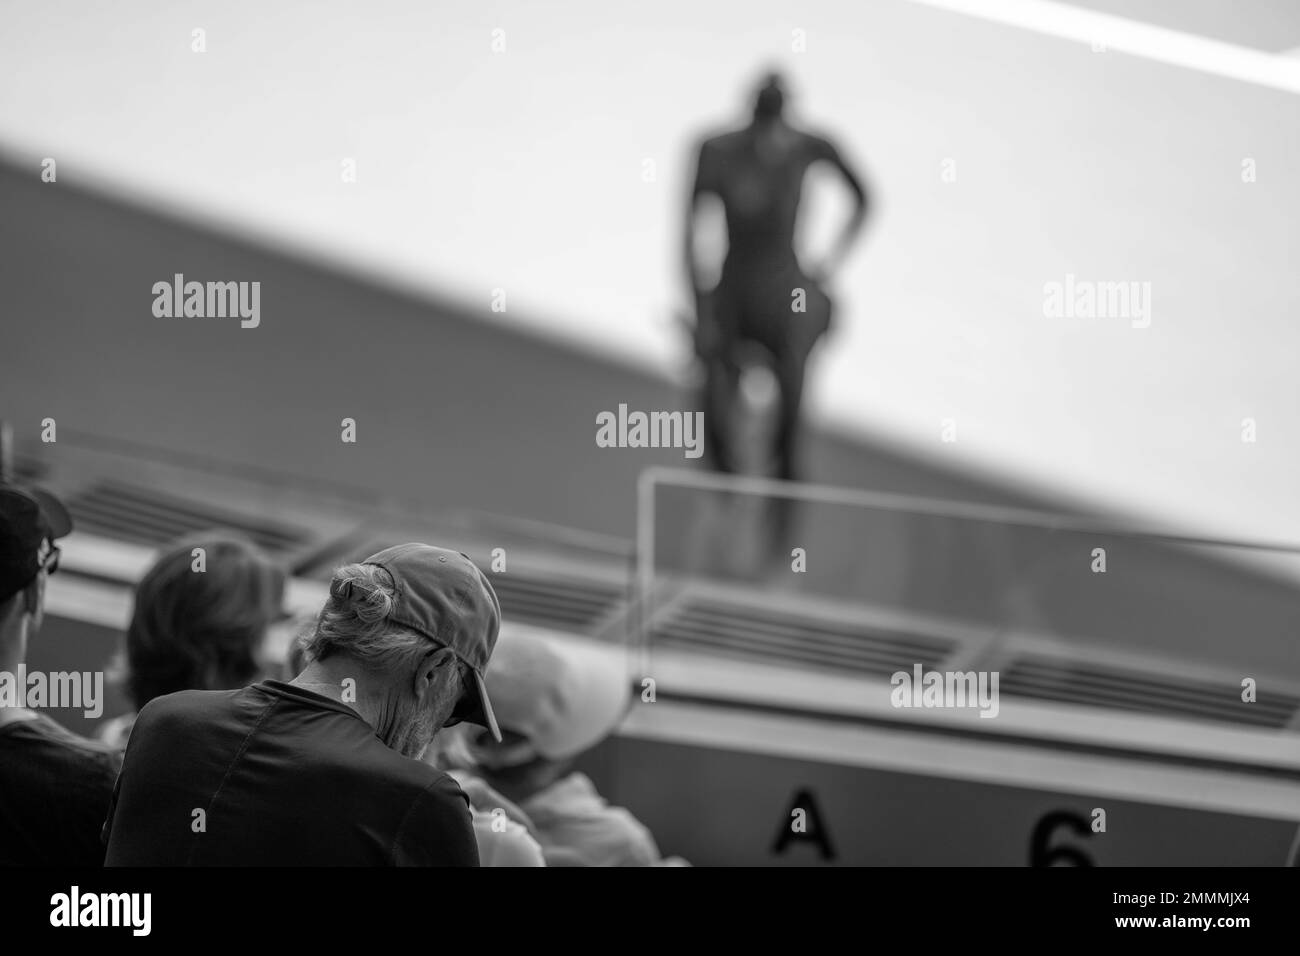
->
[[803, 259, 832, 287]]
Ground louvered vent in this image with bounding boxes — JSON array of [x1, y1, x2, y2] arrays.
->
[[8, 455, 49, 484], [1000, 656, 1298, 729], [652, 594, 954, 677], [296, 536, 405, 578], [65, 480, 310, 560], [485, 571, 624, 633]]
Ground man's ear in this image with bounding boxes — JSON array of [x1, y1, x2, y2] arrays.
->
[[413, 646, 455, 698]]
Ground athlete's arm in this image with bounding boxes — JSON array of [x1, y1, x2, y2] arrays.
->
[[682, 139, 721, 357], [810, 136, 870, 281], [684, 138, 717, 300]]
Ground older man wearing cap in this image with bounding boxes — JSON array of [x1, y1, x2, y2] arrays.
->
[[0, 482, 122, 865], [104, 543, 502, 866]]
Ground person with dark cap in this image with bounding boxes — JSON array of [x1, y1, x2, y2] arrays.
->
[[0, 482, 122, 865], [103, 543, 502, 866], [685, 69, 870, 554]]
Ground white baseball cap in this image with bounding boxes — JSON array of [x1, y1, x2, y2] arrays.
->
[[474, 629, 630, 766]]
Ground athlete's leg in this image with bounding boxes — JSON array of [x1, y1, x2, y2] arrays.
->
[[761, 342, 808, 554], [700, 350, 741, 474], [771, 279, 832, 481], [771, 344, 807, 484], [765, 281, 831, 553], [697, 284, 744, 475]]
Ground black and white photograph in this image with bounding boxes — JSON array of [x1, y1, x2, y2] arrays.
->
[[1, 0, 1297, 935]]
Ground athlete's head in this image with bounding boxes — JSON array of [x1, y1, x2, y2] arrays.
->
[[752, 71, 787, 121]]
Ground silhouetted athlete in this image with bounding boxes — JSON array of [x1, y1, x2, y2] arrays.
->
[[684, 72, 870, 548]]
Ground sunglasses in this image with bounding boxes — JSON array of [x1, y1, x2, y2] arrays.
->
[[445, 661, 477, 726], [40, 543, 60, 576]]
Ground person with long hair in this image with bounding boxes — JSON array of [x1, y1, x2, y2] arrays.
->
[[99, 533, 289, 747]]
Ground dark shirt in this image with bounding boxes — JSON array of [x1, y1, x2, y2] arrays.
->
[[103, 680, 478, 866], [0, 712, 122, 866]]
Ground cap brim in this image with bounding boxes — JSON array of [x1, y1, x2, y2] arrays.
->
[[29, 487, 72, 539], [465, 669, 502, 743]]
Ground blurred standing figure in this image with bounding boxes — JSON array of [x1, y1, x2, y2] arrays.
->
[[685, 71, 870, 549], [428, 727, 546, 866]]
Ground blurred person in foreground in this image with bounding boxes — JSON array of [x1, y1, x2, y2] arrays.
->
[[428, 725, 546, 866], [454, 629, 686, 866], [0, 483, 121, 865], [99, 534, 292, 748], [684, 70, 870, 554], [104, 543, 501, 866]]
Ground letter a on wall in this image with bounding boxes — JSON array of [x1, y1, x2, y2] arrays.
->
[[771, 787, 835, 861]]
